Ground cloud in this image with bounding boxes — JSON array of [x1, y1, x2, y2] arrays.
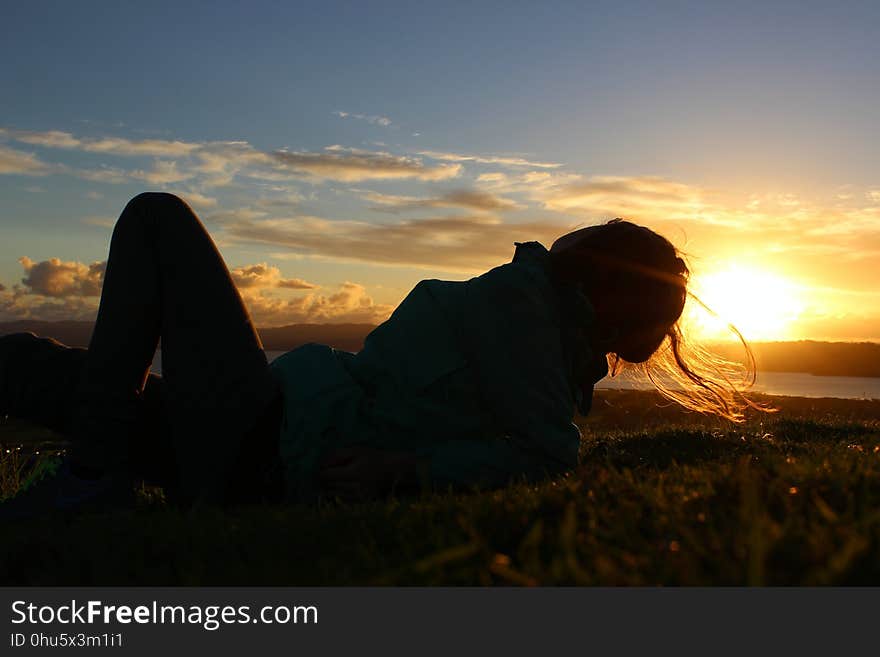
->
[[476, 170, 585, 198], [1, 254, 385, 326], [18, 256, 106, 297], [487, 173, 767, 233], [540, 175, 706, 218], [419, 150, 562, 169], [225, 262, 390, 325], [222, 212, 577, 272], [72, 165, 132, 184], [269, 146, 461, 182], [130, 160, 194, 184], [229, 263, 318, 290], [0, 127, 461, 186], [0, 256, 105, 321], [0, 145, 53, 175], [239, 281, 394, 327], [789, 312, 880, 342], [0, 128, 199, 157], [179, 191, 218, 209], [251, 192, 305, 211], [0, 290, 99, 322], [333, 111, 393, 127], [82, 216, 116, 228], [362, 189, 523, 213]]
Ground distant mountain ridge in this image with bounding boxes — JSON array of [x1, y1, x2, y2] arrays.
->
[[2, 321, 880, 378], [0, 320, 374, 354], [710, 340, 880, 379]]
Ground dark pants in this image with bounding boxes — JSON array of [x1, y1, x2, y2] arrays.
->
[[6, 193, 283, 505]]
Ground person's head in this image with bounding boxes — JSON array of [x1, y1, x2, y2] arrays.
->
[[549, 218, 763, 422], [550, 219, 687, 362]]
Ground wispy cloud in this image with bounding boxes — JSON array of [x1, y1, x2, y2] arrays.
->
[[333, 111, 393, 127], [475, 170, 584, 197], [541, 175, 707, 220], [0, 145, 53, 175], [269, 145, 461, 182], [130, 160, 195, 184], [419, 150, 562, 169], [0, 128, 199, 157], [81, 216, 115, 228], [221, 212, 576, 272], [362, 188, 523, 213], [179, 190, 218, 209], [0, 127, 460, 185]]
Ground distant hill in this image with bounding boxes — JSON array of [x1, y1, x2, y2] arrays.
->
[[711, 340, 880, 378], [0, 320, 97, 348], [2, 321, 880, 378], [0, 320, 375, 354], [257, 323, 373, 352]]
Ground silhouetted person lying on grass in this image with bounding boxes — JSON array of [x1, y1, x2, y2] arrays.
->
[[0, 193, 758, 519]]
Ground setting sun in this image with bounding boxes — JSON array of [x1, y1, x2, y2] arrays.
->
[[685, 266, 805, 342]]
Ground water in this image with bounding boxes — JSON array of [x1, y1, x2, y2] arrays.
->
[[595, 370, 880, 400], [150, 351, 880, 401]]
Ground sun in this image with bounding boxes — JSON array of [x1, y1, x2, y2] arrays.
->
[[684, 265, 805, 341]]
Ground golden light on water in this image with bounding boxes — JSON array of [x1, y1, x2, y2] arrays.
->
[[684, 265, 806, 341]]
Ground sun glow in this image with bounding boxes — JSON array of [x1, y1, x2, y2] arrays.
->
[[684, 265, 805, 341]]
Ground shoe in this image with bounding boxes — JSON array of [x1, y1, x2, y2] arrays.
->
[[0, 456, 134, 521]]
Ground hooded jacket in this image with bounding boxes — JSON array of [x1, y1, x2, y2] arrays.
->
[[269, 241, 608, 501]]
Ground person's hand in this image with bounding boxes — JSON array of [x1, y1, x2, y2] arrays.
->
[[318, 447, 418, 500]]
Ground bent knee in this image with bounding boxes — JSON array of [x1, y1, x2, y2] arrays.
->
[[116, 192, 198, 232], [126, 191, 190, 212]]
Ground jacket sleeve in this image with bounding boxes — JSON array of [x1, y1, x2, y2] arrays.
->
[[412, 260, 584, 489]]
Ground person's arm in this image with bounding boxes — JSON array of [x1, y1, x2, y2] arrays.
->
[[318, 446, 423, 499], [317, 419, 580, 498], [410, 422, 581, 490]]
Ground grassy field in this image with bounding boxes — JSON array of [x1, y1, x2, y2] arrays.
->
[[2, 389, 880, 586]]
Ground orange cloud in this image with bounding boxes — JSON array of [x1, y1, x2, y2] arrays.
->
[[0, 145, 53, 175], [270, 146, 461, 182], [0, 128, 199, 157], [18, 256, 105, 297], [541, 175, 705, 219], [419, 150, 562, 169], [237, 281, 393, 327], [1, 254, 387, 327], [362, 189, 523, 213], [0, 292, 99, 322], [222, 212, 577, 272], [0, 128, 461, 185], [229, 263, 318, 291]]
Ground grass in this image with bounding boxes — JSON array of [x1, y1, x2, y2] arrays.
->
[[1, 389, 880, 585]]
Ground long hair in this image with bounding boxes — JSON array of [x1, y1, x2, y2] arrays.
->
[[549, 219, 770, 422]]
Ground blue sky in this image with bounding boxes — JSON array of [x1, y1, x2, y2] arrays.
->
[[2, 1, 879, 338]]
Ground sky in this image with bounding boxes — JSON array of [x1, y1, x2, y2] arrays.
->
[[1, 1, 879, 340]]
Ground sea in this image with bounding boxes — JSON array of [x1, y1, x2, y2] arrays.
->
[[148, 350, 880, 401]]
